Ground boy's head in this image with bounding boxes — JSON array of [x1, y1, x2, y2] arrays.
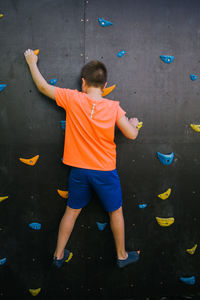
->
[[81, 60, 107, 92]]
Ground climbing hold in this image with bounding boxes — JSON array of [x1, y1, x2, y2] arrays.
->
[[160, 55, 174, 64], [33, 49, 39, 56], [156, 217, 174, 227], [190, 124, 200, 132], [180, 276, 195, 285], [65, 252, 73, 263], [0, 258, 6, 265], [0, 196, 8, 203], [186, 244, 197, 255], [158, 188, 171, 200], [29, 223, 41, 230], [96, 222, 107, 231], [0, 84, 7, 92], [0, 14, 3, 18], [98, 17, 113, 27], [139, 204, 147, 209], [137, 122, 143, 130], [102, 84, 116, 97], [29, 288, 41, 296], [157, 152, 174, 165], [190, 74, 198, 81], [19, 155, 39, 166], [117, 50, 126, 58], [60, 120, 66, 130], [49, 78, 57, 85], [57, 189, 68, 199]]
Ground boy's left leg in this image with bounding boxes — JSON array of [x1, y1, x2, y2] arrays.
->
[[54, 205, 82, 259]]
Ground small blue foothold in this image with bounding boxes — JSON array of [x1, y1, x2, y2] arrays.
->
[[60, 120, 66, 130], [0, 84, 7, 92], [0, 258, 7, 266], [157, 152, 174, 165], [98, 17, 113, 27], [61, 157, 63, 162], [139, 204, 147, 209], [117, 50, 126, 58], [96, 222, 107, 231], [49, 78, 57, 85], [160, 55, 174, 64], [29, 222, 41, 230], [190, 74, 198, 81], [180, 276, 195, 285]]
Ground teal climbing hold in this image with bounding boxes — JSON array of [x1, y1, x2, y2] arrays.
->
[[49, 78, 57, 85], [60, 120, 66, 130], [190, 74, 198, 81], [160, 55, 174, 64], [29, 222, 41, 230], [139, 204, 147, 209], [157, 152, 174, 165], [0, 258, 7, 265], [180, 276, 195, 285], [98, 17, 113, 27], [0, 84, 7, 92], [117, 50, 126, 58], [96, 222, 107, 231]]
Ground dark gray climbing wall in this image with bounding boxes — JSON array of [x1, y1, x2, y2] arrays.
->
[[0, 0, 200, 299]]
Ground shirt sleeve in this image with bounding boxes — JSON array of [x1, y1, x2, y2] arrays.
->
[[116, 103, 126, 122], [55, 87, 75, 110]]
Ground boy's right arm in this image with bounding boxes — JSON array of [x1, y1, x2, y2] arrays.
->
[[116, 116, 139, 140]]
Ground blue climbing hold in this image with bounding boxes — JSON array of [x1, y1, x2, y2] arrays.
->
[[117, 50, 126, 58], [29, 222, 41, 230], [139, 204, 147, 209], [61, 157, 63, 162], [190, 74, 198, 81], [160, 55, 174, 64], [96, 222, 107, 231], [180, 276, 196, 285], [0, 84, 7, 92], [60, 120, 66, 130], [0, 258, 7, 265], [49, 78, 57, 85], [98, 17, 113, 27], [157, 152, 174, 165]]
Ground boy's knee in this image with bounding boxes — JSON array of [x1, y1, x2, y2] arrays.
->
[[109, 206, 123, 217]]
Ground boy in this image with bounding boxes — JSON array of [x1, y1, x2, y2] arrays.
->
[[24, 49, 140, 269]]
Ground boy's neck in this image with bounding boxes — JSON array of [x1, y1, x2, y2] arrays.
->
[[86, 86, 103, 100]]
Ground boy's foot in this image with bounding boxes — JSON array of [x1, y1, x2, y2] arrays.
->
[[52, 249, 73, 269], [117, 251, 140, 268]]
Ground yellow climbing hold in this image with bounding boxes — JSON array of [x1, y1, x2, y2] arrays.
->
[[29, 288, 41, 296], [0, 196, 8, 202], [190, 124, 200, 132], [65, 252, 73, 263], [186, 244, 197, 255], [158, 188, 171, 200], [19, 155, 39, 166], [102, 84, 116, 97], [57, 189, 68, 199], [156, 217, 174, 227], [33, 49, 40, 56], [0, 14, 3, 18], [137, 122, 143, 130]]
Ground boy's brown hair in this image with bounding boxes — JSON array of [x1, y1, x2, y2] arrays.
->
[[81, 60, 107, 89]]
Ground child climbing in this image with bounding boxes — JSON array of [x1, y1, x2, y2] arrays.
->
[[24, 49, 140, 269]]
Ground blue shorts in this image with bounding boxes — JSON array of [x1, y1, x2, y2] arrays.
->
[[67, 167, 123, 212]]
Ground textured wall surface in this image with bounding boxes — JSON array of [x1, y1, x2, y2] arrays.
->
[[0, 0, 200, 299]]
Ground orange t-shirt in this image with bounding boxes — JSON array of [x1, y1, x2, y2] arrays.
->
[[55, 88, 126, 171]]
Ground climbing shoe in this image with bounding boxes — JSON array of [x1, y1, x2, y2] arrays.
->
[[117, 251, 139, 268], [52, 249, 73, 269]]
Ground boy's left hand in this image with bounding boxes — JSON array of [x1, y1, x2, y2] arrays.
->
[[24, 49, 38, 66]]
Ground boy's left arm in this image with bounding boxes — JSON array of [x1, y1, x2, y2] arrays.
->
[[24, 49, 55, 100]]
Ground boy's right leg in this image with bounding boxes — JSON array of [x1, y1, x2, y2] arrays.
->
[[54, 205, 82, 259]]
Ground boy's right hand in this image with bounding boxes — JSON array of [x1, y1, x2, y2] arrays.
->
[[126, 117, 139, 128]]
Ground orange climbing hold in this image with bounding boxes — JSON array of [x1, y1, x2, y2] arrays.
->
[[57, 189, 68, 199], [19, 155, 39, 166], [33, 49, 39, 55], [102, 84, 116, 97]]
